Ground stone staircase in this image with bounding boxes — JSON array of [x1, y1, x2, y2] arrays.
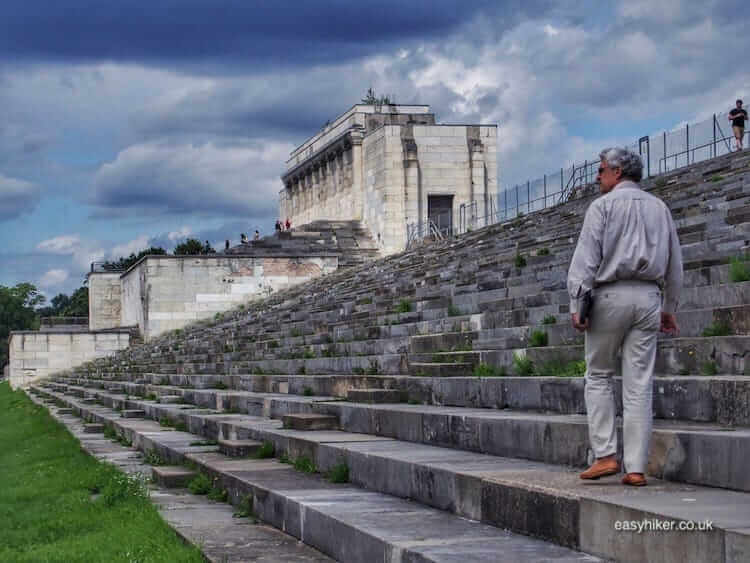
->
[[28, 150, 750, 562]]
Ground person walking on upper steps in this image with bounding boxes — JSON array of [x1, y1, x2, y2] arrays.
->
[[567, 147, 683, 487], [729, 99, 747, 151]]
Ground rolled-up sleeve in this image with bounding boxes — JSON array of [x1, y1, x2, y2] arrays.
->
[[567, 201, 604, 314], [662, 209, 683, 314]]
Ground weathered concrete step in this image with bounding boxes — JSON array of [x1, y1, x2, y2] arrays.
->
[[346, 388, 404, 403], [57, 373, 750, 427], [26, 391, 333, 563], [121, 409, 146, 418], [44, 390, 600, 562], [83, 423, 104, 433], [218, 439, 262, 457], [282, 414, 338, 431], [151, 465, 197, 488], [409, 362, 475, 377]]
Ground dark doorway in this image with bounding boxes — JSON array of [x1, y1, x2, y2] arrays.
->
[[428, 195, 453, 237]]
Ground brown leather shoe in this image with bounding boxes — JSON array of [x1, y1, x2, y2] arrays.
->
[[622, 473, 647, 486], [580, 456, 620, 480]]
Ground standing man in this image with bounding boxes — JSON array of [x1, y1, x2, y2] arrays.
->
[[729, 99, 747, 151], [568, 147, 683, 487]]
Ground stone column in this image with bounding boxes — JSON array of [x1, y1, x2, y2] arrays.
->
[[350, 130, 364, 220], [470, 140, 486, 228]]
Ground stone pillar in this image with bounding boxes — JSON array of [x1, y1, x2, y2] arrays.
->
[[350, 130, 364, 220], [403, 136, 420, 247], [470, 140, 486, 228]]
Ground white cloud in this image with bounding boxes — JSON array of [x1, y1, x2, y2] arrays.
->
[[168, 226, 192, 241], [38, 268, 69, 288], [543, 24, 559, 36], [36, 233, 105, 270], [36, 234, 81, 254], [0, 173, 40, 220], [109, 235, 151, 260], [91, 140, 293, 217]]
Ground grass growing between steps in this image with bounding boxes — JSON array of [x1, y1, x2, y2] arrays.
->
[[0, 383, 203, 563]]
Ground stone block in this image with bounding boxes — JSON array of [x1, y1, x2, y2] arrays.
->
[[218, 439, 262, 458], [282, 413, 338, 431], [121, 409, 146, 419], [151, 466, 197, 488], [83, 423, 104, 433], [346, 388, 403, 404]]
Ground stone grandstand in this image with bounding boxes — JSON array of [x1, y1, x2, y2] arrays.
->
[[29, 148, 750, 562]]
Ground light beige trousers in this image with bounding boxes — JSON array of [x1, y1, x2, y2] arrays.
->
[[584, 280, 661, 474]]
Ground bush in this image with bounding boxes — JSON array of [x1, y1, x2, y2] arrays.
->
[[512, 353, 535, 376], [702, 321, 733, 337], [447, 304, 462, 317], [188, 473, 212, 495], [207, 486, 228, 503], [303, 387, 314, 396], [395, 299, 412, 313], [701, 361, 719, 376], [293, 456, 316, 474], [255, 441, 275, 459], [536, 359, 586, 377], [327, 462, 350, 484], [537, 247, 550, 256], [303, 348, 316, 359], [514, 254, 527, 268], [211, 381, 228, 390], [542, 315, 557, 325], [528, 330, 548, 347], [473, 363, 507, 377], [144, 449, 165, 466], [729, 256, 750, 283]]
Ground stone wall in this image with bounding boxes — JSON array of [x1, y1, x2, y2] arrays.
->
[[121, 255, 338, 340], [88, 272, 123, 330], [8, 331, 131, 388]]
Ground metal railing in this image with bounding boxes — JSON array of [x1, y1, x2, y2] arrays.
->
[[90, 262, 124, 273], [405, 103, 748, 243]]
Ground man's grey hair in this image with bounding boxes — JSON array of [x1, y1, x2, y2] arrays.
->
[[599, 147, 643, 182]]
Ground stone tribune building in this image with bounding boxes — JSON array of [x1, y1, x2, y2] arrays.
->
[[279, 104, 498, 254]]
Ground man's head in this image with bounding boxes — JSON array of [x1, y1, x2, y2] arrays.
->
[[737, 99, 743, 107], [597, 147, 643, 193]]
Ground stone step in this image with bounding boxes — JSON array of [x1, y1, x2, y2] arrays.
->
[[151, 465, 197, 488], [120, 409, 146, 418], [83, 423, 104, 433], [282, 413, 338, 431], [218, 439, 263, 457], [346, 388, 404, 404], [56, 373, 750, 427], [37, 386, 749, 562], [40, 388, 598, 562]]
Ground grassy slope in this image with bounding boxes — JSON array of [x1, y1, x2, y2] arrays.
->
[[0, 382, 203, 563]]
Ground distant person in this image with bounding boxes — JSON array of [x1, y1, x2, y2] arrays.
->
[[275, 220, 282, 233], [568, 147, 682, 487], [241, 233, 248, 244], [253, 230, 260, 241], [729, 99, 747, 151], [225, 239, 230, 251], [285, 218, 291, 231]]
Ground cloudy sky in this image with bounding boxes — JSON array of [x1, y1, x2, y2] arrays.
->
[[1, 0, 747, 299]]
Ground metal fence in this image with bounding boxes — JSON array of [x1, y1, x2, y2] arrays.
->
[[405, 105, 748, 249]]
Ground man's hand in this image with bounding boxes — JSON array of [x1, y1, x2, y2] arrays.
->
[[660, 312, 679, 335], [571, 313, 589, 332]]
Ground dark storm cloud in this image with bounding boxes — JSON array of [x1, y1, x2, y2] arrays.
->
[[0, 174, 40, 220], [2, 1, 549, 68]]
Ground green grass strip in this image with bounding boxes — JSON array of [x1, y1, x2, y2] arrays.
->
[[0, 382, 203, 562]]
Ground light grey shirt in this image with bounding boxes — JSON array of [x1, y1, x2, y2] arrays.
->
[[567, 180, 683, 314]]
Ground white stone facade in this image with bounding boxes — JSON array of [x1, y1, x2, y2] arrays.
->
[[121, 255, 338, 340], [280, 104, 498, 254], [8, 331, 130, 388], [88, 272, 123, 330]]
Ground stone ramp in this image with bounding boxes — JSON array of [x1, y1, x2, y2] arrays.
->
[[31, 385, 600, 563]]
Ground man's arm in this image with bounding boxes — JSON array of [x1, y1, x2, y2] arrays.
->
[[663, 209, 683, 315], [567, 201, 605, 315]]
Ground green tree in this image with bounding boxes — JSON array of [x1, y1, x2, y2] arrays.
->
[[102, 246, 166, 271], [173, 238, 206, 255], [0, 283, 44, 368], [361, 87, 395, 105], [64, 286, 89, 317]]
